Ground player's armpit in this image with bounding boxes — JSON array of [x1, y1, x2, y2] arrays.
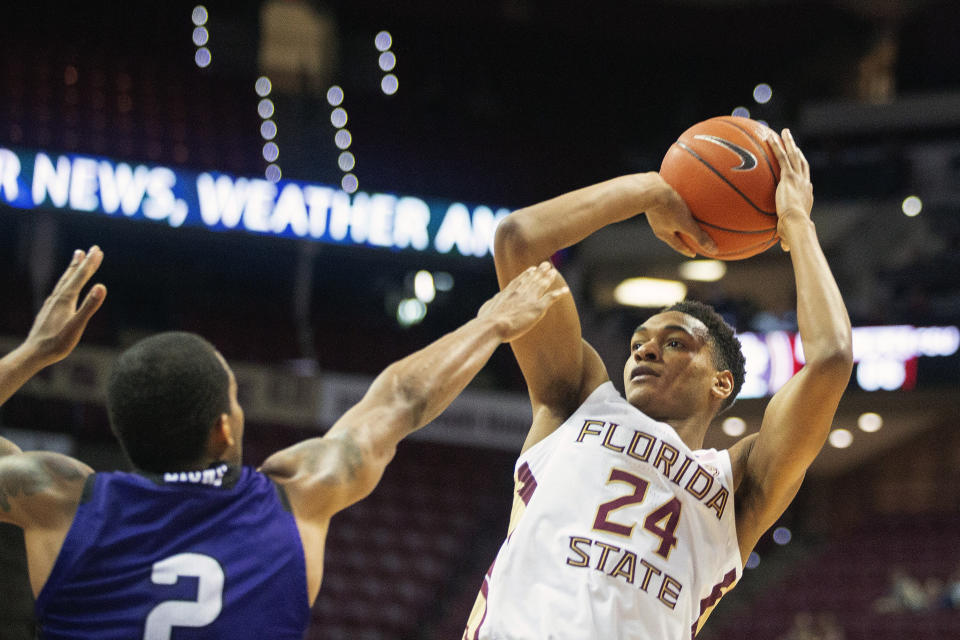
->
[[727, 433, 758, 492], [0, 451, 91, 528], [733, 353, 851, 557], [520, 339, 609, 453]]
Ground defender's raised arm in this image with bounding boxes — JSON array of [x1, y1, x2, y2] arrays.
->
[[0, 249, 104, 594], [261, 262, 567, 524], [0, 248, 106, 408]]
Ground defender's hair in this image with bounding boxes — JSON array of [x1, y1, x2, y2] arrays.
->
[[106, 332, 230, 472]]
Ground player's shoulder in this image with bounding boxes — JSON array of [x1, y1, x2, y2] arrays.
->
[[0, 450, 92, 487], [0, 451, 92, 526]]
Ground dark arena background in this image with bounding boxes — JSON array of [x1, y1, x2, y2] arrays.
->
[[2, 1, 960, 638]]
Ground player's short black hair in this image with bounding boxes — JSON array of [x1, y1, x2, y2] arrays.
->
[[660, 300, 746, 412], [107, 332, 230, 472]]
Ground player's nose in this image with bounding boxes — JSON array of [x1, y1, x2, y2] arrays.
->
[[634, 341, 659, 361]]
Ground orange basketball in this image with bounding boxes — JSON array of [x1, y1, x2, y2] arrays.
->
[[660, 116, 781, 260]]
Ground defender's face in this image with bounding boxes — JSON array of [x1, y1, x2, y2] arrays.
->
[[622, 311, 720, 421]]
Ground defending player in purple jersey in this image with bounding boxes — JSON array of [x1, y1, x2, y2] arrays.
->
[[0, 247, 567, 639]]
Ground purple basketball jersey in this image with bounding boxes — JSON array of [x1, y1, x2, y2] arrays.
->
[[35, 465, 309, 639]]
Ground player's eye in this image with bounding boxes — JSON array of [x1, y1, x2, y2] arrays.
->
[[666, 339, 683, 349]]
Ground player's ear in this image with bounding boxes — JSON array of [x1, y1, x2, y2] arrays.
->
[[207, 414, 236, 456], [219, 414, 236, 448], [711, 370, 734, 402]]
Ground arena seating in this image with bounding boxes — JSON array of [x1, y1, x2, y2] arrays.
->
[[0, 40, 261, 178], [707, 512, 960, 640], [300, 440, 514, 639]]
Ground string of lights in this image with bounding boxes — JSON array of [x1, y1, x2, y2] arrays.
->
[[191, 6, 211, 68], [375, 30, 398, 96], [326, 84, 357, 193], [255, 76, 281, 182]]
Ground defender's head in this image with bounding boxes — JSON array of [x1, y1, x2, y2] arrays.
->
[[107, 332, 244, 472], [622, 300, 745, 422]]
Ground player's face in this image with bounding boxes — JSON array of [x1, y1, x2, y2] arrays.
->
[[622, 311, 720, 421]]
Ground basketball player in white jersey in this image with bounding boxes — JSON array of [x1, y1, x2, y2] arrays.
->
[[464, 129, 852, 639]]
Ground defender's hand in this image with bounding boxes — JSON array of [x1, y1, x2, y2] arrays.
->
[[643, 172, 717, 258], [477, 261, 569, 342], [24, 247, 107, 366], [767, 129, 813, 252]]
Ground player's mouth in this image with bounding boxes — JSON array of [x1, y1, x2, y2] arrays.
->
[[630, 365, 660, 382]]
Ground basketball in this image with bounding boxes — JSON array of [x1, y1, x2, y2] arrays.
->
[[660, 116, 782, 260]]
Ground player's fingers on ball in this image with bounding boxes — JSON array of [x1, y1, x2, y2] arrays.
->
[[666, 188, 692, 215], [685, 226, 716, 253], [765, 129, 784, 150], [767, 134, 788, 167], [779, 130, 797, 171], [679, 235, 703, 257], [664, 233, 695, 258], [785, 129, 804, 170], [785, 128, 802, 151]]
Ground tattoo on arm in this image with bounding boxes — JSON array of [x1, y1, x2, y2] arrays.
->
[[337, 436, 363, 481], [0, 464, 49, 513], [43, 455, 86, 483], [302, 434, 365, 483], [0, 454, 85, 513]]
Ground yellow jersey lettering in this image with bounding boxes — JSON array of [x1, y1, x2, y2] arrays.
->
[[705, 485, 729, 519], [601, 423, 626, 452], [576, 420, 605, 442]]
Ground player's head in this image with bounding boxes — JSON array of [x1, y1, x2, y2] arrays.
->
[[107, 332, 245, 473], [623, 300, 745, 421]]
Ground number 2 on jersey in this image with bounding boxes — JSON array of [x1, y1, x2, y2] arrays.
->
[[143, 553, 224, 640], [593, 468, 682, 559]]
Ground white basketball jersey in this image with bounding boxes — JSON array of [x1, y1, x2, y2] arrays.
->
[[464, 382, 742, 640]]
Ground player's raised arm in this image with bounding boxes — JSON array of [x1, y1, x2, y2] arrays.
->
[[493, 173, 715, 449], [732, 129, 853, 560], [260, 262, 568, 519], [0, 248, 104, 529]]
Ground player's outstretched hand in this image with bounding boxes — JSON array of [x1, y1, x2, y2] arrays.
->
[[767, 128, 813, 252], [24, 247, 107, 366], [478, 261, 569, 342], [643, 172, 717, 258]]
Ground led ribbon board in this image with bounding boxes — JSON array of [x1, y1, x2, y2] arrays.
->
[[739, 325, 960, 398], [0, 147, 510, 258]]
